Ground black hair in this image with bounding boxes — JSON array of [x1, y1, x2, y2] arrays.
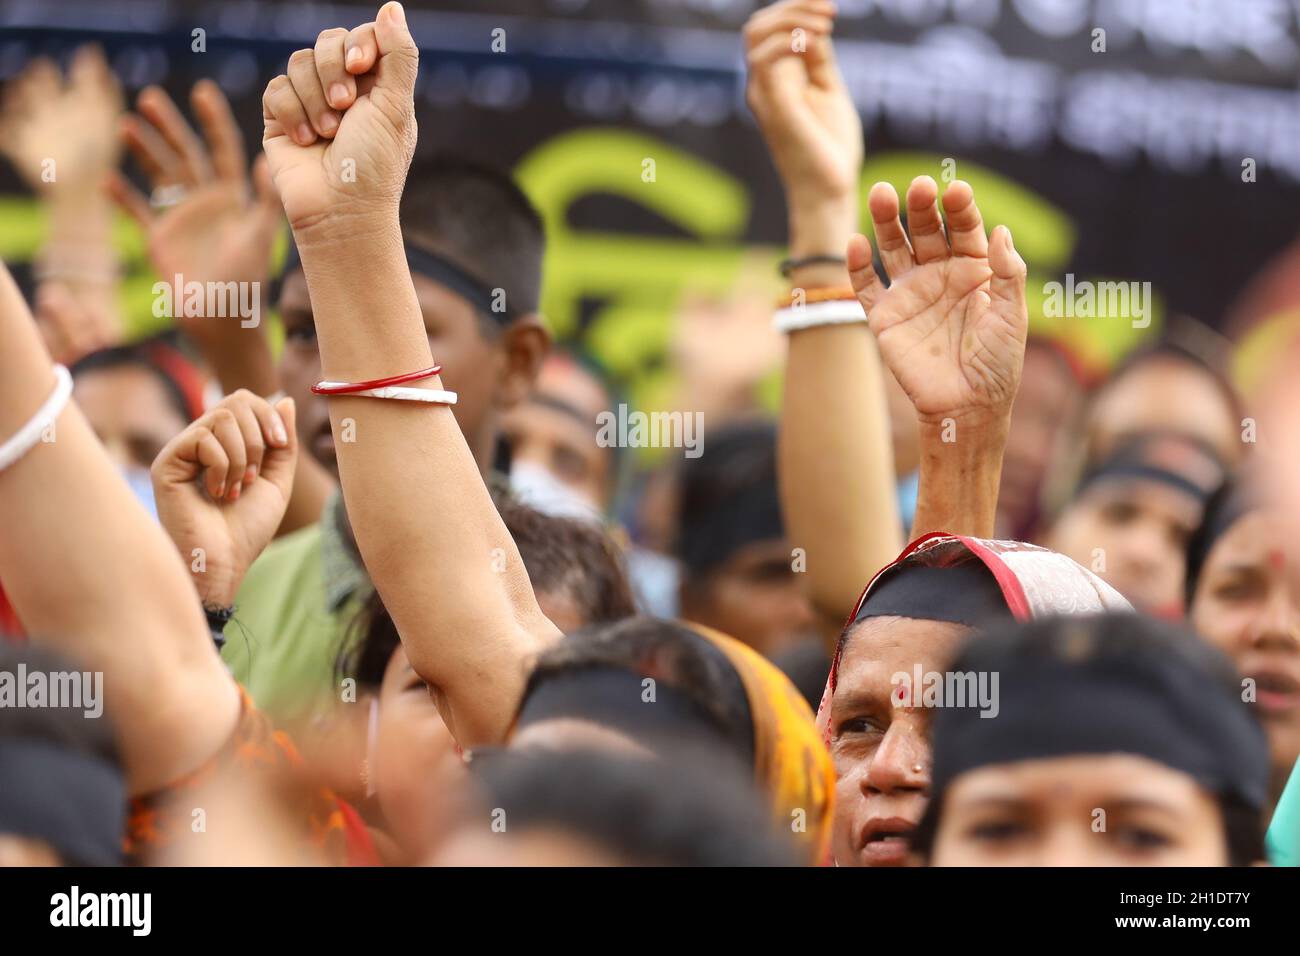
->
[[674, 418, 784, 578], [910, 614, 1268, 866], [461, 747, 797, 866], [70, 343, 193, 424], [400, 155, 546, 322], [517, 617, 755, 771], [342, 492, 636, 688], [1185, 477, 1265, 609], [770, 640, 833, 713]]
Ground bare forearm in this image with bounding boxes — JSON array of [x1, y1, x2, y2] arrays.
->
[[276, 451, 333, 535], [197, 318, 280, 396], [295, 221, 558, 744], [778, 199, 902, 634], [780, 324, 901, 626], [910, 413, 1010, 539], [0, 268, 238, 793], [41, 192, 120, 315]]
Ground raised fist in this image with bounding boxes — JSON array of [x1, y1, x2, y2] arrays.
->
[[260, 1, 419, 234]]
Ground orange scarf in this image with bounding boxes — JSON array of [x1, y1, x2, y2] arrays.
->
[[687, 624, 835, 865]]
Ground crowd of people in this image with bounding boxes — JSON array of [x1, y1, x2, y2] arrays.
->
[[0, 0, 1297, 868]]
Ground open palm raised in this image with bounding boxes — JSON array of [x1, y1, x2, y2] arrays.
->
[[848, 177, 1028, 423]]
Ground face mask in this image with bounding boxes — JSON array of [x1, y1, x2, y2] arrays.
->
[[122, 464, 158, 521], [509, 460, 602, 524]]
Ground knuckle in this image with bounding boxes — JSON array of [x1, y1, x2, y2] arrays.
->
[[288, 49, 315, 69], [264, 76, 288, 102]]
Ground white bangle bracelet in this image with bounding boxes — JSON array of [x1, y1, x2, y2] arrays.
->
[[0, 364, 73, 473], [773, 299, 868, 334], [314, 382, 459, 405]]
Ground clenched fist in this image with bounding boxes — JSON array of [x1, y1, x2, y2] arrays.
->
[[261, 1, 419, 234], [151, 390, 297, 608]]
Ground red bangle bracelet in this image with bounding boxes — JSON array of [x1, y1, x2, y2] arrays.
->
[[311, 365, 443, 395]]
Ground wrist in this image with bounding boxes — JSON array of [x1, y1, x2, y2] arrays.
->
[[916, 410, 1010, 483], [917, 405, 1013, 434], [290, 206, 401, 258], [913, 412, 1009, 540], [787, 194, 857, 260]]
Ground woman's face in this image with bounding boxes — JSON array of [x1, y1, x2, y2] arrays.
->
[[72, 365, 188, 471], [930, 754, 1229, 866], [827, 616, 969, 867], [1087, 357, 1242, 466], [374, 646, 464, 854], [1050, 477, 1203, 615], [1191, 510, 1300, 785], [371, 580, 614, 853]]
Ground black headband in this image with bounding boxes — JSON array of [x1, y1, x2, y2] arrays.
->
[[929, 638, 1270, 812], [676, 478, 784, 576], [1077, 460, 1212, 503], [1077, 434, 1224, 504], [852, 559, 1012, 628], [516, 666, 737, 759], [280, 240, 519, 323], [0, 740, 126, 865]]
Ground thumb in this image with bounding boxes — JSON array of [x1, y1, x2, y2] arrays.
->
[[847, 233, 886, 315], [260, 396, 299, 495], [372, 2, 419, 98], [988, 225, 1027, 321]]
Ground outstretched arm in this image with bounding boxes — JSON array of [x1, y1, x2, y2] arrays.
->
[[260, 3, 560, 748], [746, 0, 901, 636], [0, 262, 240, 795], [111, 80, 281, 395], [110, 81, 333, 535], [0, 47, 125, 362]]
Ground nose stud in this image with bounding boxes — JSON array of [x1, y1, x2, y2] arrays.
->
[[912, 763, 923, 774]]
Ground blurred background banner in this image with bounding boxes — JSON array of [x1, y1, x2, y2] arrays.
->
[[3, 0, 1299, 405]]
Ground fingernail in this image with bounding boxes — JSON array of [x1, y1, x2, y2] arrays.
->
[[273, 418, 288, 445], [245, 465, 257, 484], [319, 112, 338, 133], [296, 124, 314, 145], [389, 2, 406, 25], [215, 482, 225, 498], [229, 483, 241, 502], [329, 83, 349, 108], [346, 46, 363, 67]]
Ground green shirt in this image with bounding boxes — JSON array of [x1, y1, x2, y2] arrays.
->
[[221, 491, 370, 725]]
